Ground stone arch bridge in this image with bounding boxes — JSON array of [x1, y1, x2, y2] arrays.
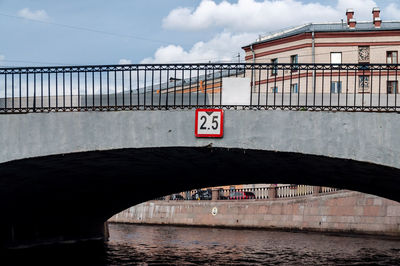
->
[[1, 109, 400, 248]]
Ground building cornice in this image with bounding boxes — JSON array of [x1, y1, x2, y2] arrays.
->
[[315, 41, 400, 47], [245, 43, 312, 60], [243, 30, 400, 52]]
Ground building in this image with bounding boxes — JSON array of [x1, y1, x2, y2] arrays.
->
[[242, 8, 399, 97]]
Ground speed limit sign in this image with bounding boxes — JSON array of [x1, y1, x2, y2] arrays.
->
[[195, 109, 224, 138]]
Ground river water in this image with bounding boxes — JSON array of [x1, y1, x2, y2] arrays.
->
[[3, 223, 400, 265]]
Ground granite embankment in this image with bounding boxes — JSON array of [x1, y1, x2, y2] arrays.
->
[[109, 191, 400, 236]]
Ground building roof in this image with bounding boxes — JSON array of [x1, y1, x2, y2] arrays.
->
[[243, 21, 400, 49], [119, 68, 245, 93]]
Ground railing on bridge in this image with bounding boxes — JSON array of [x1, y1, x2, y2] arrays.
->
[[159, 185, 342, 201], [0, 63, 399, 113]]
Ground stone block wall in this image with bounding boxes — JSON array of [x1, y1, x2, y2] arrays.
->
[[109, 191, 400, 236]]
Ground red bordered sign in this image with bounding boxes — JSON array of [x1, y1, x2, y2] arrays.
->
[[195, 109, 224, 138]]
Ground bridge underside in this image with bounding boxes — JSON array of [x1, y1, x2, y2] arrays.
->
[[1, 147, 399, 248]]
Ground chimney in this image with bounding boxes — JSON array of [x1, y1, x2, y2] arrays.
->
[[372, 7, 380, 19], [346, 8, 354, 25], [348, 18, 357, 29], [372, 7, 381, 28]]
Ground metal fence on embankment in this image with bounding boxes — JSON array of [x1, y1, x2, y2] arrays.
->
[[160, 185, 342, 201], [1, 63, 400, 113]]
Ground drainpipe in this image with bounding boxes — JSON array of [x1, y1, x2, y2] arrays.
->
[[250, 44, 256, 64], [250, 44, 256, 92], [311, 28, 316, 92]]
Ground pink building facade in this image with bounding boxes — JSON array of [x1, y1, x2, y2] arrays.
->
[[242, 8, 400, 98]]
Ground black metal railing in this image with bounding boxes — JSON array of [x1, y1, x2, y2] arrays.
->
[[0, 63, 399, 113]]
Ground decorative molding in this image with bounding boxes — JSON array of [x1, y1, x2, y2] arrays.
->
[[358, 46, 370, 63]]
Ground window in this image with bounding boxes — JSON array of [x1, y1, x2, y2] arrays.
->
[[387, 51, 398, 64], [290, 55, 298, 64], [271, 86, 278, 93], [330, 52, 342, 64], [330, 81, 342, 93], [359, 76, 370, 92], [271, 58, 278, 75], [387, 81, 398, 94], [358, 46, 370, 63], [290, 55, 298, 71], [291, 83, 298, 93]]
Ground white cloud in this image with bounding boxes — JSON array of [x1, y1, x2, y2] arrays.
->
[[141, 32, 257, 64], [162, 0, 399, 33], [383, 3, 400, 20], [148, 0, 400, 64], [163, 0, 339, 32], [119, 59, 132, 64], [17, 8, 49, 21]]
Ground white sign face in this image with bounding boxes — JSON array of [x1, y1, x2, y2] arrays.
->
[[221, 77, 251, 105], [211, 207, 218, 216], [195, 109, 224, 138]]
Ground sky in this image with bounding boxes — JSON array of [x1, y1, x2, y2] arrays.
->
[[0, 0, 400, 67]]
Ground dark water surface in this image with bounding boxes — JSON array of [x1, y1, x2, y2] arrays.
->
[[3, 223, 400, 265]]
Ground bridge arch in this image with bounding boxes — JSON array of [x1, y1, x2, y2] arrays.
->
[[1, 147, 399, 248], [1, 110, 400, 248]]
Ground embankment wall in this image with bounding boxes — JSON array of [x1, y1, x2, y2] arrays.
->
[[109, 191, 400, 236]]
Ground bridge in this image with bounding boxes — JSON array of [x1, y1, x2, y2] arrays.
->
[[1, 63, 400, 248]]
